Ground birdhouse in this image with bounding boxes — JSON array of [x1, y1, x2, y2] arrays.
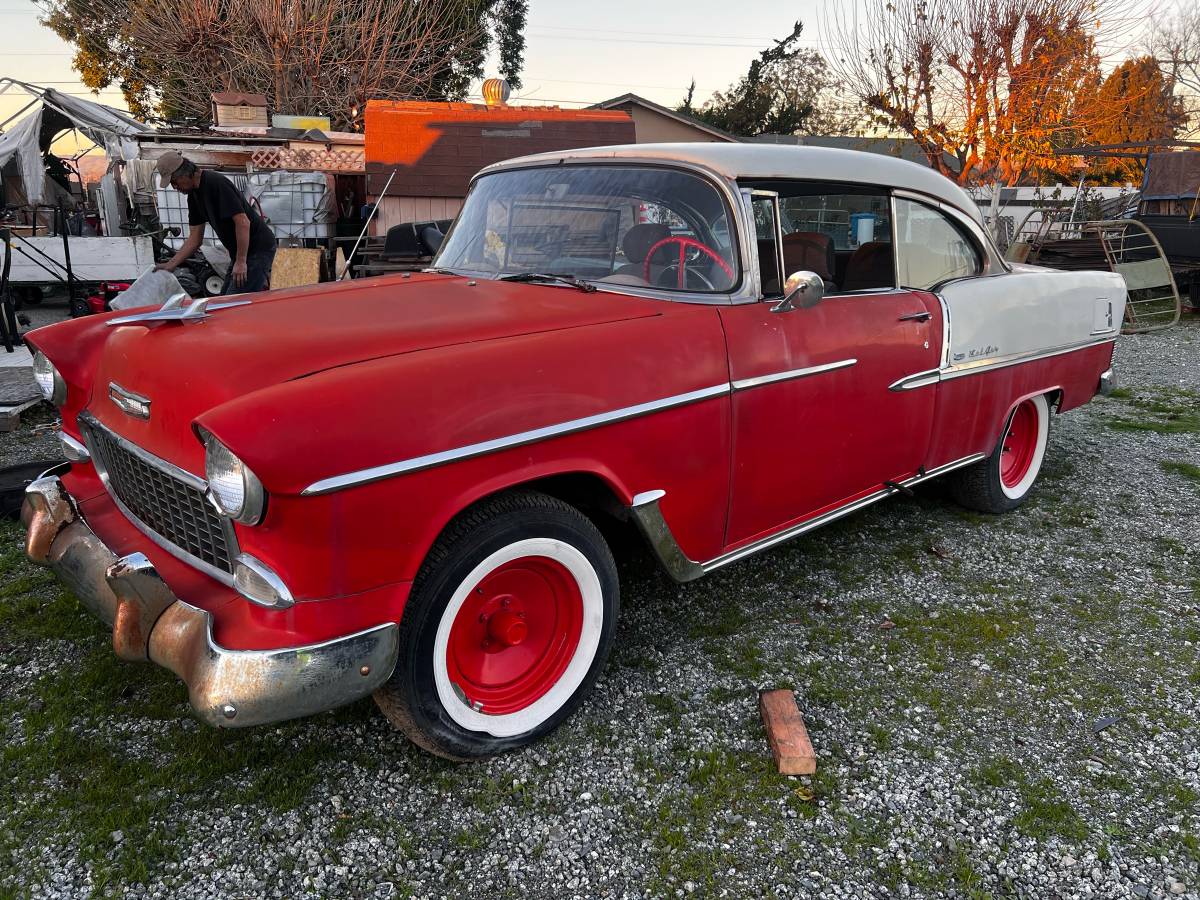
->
[[211, 92, 270, 128]]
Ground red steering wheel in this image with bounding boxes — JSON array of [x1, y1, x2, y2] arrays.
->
[[642, 236, 734, 290]]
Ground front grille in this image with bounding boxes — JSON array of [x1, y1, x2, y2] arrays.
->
[[83, 420, 235, 575]]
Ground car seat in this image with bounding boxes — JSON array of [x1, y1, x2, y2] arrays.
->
[[841, 241, 895, 292], [782, 231, 837, 290], [614, 223, 672, 279]]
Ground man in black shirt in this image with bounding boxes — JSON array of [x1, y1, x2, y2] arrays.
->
[[155, 151, 276, 294]]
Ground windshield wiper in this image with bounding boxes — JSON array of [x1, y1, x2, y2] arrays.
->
[[497, 272, 597, 292]]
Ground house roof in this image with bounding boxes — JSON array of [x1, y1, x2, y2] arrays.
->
[[483, 141, 981, 223], [590, 93, 740, 143]]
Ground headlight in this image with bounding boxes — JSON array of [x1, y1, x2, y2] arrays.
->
[[32, 351, 67, 406], [200, 430, 265, 525]]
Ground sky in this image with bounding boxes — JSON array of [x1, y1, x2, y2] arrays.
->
[[0, 0, 1157, 153], [0, 0, 827, 142]]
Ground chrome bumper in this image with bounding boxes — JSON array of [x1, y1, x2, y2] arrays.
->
[[20, 476, 398, 728]]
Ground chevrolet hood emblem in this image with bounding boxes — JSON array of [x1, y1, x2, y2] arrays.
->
[[109, 383, 152, 420]]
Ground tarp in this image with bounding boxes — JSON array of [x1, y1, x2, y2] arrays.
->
[[0, 108, 46, 204], [0, 80, 150, 205], [1141, 151, 1200, 201]]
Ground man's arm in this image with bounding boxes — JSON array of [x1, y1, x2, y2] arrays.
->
[[230, 212, 250, 287], [157, 223, 205, 272]]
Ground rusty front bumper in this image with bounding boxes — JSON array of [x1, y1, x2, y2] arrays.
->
[[20, 476, 398, 728]]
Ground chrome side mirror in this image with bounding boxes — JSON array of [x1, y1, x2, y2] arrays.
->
[[771, 271, 824, 313]]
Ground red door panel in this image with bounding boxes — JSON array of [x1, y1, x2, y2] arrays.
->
[[719, 290, 941, 547]]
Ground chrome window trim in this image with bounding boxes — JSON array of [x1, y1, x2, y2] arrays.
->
[[745, 188, 786, 298], [936, 292, 953, 368], [732, 358, 857, 391], [78, 412, 239, 587], [302, 382, 732, 496], [630, 453, 987, 583], [444, 159, 758, 307], [940, 337, 1116, 381]]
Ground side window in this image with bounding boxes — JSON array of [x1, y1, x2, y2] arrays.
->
[[750, 194, 782, 296], [894, 198, 982, 290], [777, 189, 893, 294]]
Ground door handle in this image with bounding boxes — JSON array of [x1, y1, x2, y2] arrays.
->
[[898, 311, 932, 322]]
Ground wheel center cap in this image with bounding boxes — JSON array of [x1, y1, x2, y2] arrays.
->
[[487, 609, 528, 647]]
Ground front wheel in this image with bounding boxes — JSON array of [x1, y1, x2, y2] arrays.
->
[[374, 491, 619, 760], [947, 393, 1051, 513]]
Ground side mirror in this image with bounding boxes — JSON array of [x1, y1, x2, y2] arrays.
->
[[771, 271, 824, 313]]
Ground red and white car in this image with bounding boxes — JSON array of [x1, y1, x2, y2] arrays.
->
[[22, 144, 1125, 759]]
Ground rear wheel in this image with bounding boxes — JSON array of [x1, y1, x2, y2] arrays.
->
[[374, 491, 618, 760], [948, 394, 1050, 513]]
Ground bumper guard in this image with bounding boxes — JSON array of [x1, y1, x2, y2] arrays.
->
[[20, 476, 399, 728]]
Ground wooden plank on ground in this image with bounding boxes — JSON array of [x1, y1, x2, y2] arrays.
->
[[759, 689, 816, 775], [0, 397, 42, 432]]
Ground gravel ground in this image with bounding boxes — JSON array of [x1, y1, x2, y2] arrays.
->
[[1, 318, 1198, 900]]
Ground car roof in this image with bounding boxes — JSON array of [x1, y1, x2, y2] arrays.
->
[[481, 142, 983, 224]]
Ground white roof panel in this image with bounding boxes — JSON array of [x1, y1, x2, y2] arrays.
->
[[483, 142, 982, 223]]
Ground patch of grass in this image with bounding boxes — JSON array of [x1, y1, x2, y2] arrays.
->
[[975, 755, 1021, 788], [1012, 777, 1089, 842], [949, 847, 995, 900], [867, 723, 893, 752], [0, 623, 373, 892], [1105, 387, 1200, 435], [1161, 460, 1200, 484]]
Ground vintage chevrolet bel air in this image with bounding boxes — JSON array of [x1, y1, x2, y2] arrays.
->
[[21, 144, 1125, 758]]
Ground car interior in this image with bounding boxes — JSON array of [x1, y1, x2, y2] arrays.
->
[[435, 165, 739, 292], [743, 180, 897, 297]]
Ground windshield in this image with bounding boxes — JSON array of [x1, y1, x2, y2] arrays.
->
[[434, 165, 738, 293]]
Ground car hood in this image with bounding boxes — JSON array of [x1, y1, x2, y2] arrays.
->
[[84, 272, 662, 465]]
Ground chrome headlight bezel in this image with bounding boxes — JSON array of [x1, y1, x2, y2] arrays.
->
[[199, 429, 266, 525], [31, 351, 67, 407]]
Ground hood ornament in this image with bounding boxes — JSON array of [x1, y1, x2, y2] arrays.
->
[[109, 382, 151, 420], [107, 293, 251, 328]]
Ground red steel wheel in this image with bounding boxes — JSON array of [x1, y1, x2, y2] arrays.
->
[[946, 392, 1051, 514], [442, 552, 586, 719], [998, 395, 1049, 500], [374, 491, 618, 759]]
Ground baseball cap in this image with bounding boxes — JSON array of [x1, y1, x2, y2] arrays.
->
[[155, 151, 187, 188]]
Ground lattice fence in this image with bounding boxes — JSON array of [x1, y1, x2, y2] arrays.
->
[[250, 148, 364, 172]]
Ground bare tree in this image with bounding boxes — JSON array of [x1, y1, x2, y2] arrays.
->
[[825, 0, 1144, 187], [1146, 1, 1200, 136], [39, 0, 527, 129]]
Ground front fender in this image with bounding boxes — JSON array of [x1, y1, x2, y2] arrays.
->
[[199, 308, 732, 597]]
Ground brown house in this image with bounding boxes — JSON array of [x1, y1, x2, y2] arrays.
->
[[589, 94, 739, 144], [364, 100, 635, 232]]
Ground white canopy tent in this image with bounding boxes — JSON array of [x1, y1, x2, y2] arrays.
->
[[0, 78, 149, 206]]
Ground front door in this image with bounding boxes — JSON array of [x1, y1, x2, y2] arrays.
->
[[720, 186, 941, 548]]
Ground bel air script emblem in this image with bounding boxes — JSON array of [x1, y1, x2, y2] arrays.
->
[[953, 344, 1000, 362], [109, 383, 152, 420]]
